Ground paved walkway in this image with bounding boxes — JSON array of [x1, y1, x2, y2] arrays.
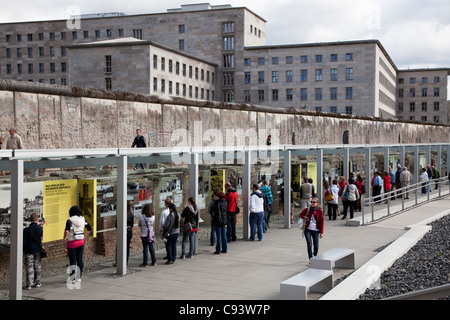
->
[[4, 195, 449, 301]]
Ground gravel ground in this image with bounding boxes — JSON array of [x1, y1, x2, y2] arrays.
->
[[358, 214, 449, 300]]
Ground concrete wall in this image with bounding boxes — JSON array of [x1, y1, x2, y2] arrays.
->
[[0, 79, 449, 150]]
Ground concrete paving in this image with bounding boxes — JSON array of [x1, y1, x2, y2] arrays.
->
[[4, 194, 449, 301]]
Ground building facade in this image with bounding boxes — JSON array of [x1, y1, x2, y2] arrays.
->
[[0, 3, 449, 123]]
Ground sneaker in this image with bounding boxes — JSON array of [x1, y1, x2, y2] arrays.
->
[[25, 285, 31, 290], [186, 254, 193, 259], [139, 263, 148, 267], [151, 262, 157, 266], [180, 254, 186, 260], [34, 282, 41, 288]]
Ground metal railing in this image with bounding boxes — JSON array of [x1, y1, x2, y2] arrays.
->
[[361, 176, 450, 225]]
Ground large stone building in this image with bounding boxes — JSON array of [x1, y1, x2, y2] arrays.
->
[[0, 3, 448, 123]]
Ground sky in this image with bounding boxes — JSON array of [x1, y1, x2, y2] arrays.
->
[[1, 0, 450, 70]]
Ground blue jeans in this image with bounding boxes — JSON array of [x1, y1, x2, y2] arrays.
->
[[67, 244, 84, 278], [304, 229, 320, 259], [214, 227, 227, 253], [166, 233, 178, 263], [141, 236, 156, 265], [210, 224, 215, 245], [181, 231, 196, 256], [249, 211, 264, 241]]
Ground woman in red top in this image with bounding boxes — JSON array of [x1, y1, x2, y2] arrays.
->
[[299, 197, 324, 261]]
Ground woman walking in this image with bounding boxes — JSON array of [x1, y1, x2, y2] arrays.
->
[[299, 197, 324, 263], [63, 206, 92, 283]]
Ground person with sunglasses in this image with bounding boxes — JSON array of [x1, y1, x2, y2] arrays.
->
[[299, 197, 324, 263]]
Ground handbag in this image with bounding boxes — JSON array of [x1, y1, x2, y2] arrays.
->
[[183, 222, 193, 233], [324, 188, 334, 202], [144, 217, 155, 243]]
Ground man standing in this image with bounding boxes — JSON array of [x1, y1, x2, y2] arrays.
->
[[23, 213, 45, 290], [224, 182, 238, 242], [249, 184, 265, 241], [6, 127, 24, 150], [261, 180, 273, 231], [131, 129, 147, 169], [400, 166, 412, 199], [300, 177, 312, 210]]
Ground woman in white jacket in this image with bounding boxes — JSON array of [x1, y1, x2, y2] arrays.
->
[[325, 179, 340, 220], [341, 179, 360, 219]]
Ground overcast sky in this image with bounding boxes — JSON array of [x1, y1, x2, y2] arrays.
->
[[1, 0, 450, 70]]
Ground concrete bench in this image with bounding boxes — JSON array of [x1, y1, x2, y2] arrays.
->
[[310, 248, 355, 271], [280, 268, 333, 300]]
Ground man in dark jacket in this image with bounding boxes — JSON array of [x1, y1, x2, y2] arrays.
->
[[212, 192, 228, 254], [23, 213, 45, 289], [131, 128, 147, 169]]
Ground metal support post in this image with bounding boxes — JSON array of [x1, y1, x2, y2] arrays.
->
[[189, 152, 199, 254], [116, 155, 127, 276], [316, 149, 323, 206], [414, 146, 419, 205], [343, 148, 349, 181], [283, 150, 291, 229], [243, 150, 251, 239], [10, 159, 24, 300], [365, 147, 372, 200]]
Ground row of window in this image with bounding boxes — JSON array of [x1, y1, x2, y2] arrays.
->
[[1, 62, 66, 75], [398, 76, 440, 84], [398, 102, 441, 112], [398, 87, 441, 98], [151, 55, 215, 84], [151, 77, 214, 100], [400, 115, 441, 123], [3, 29, 142, 43], [244, 53, 354, 66], [4, 46, 67, 59], [243, 68, 354, 84], [243, 87, 354, 102]]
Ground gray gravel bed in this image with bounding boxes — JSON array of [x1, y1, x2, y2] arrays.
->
[[358, 214, 449, 300]]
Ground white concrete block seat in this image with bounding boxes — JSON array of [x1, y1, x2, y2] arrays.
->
[[310, 248, 355, 270], [280, 269, 333, 300]]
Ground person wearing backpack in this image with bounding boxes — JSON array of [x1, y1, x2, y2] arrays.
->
[[299, 197, 324, 262], [212, 192, 228, 254]]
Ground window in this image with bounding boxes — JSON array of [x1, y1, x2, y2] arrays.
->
[[107, 29, 112, 38], [272, 89, 278, 101], [330, 106, 337, 113], [272, 71, 279, 83], [105, 55, 112, 73], [161, 80, 165, 93], [398, 89, 404, 98], [345, 106, 352, 114], [223, 36, 234, 50], [331, 54, 338, 62], [17, 34, 22, 42], [422, 77, 428, 83], [179, 39, 184, 51], [17, 64, 22, 74], [286, 70, 293, 82], [50, 47, 55, 57], [6, 34, 11, 42], [434, 77, 440, 83], [17, 48, 22, 58], [301, 70, 308, 82], [27, 47, 33, 58], [346, 87, 353, 99], [49, 33, 55, 40], [168, 60, 173, 73], [223, 54, 234, 68], [315, 69, 322, 81], [118, 29, 124, 37], [434, 116, 440, 123], [410, 88, 415, 97], [195, 67, 199, 79], [176, 62, 180, 75], [300, 88, 307, 101], [223, 22, 234, 33], [346, 53, 353, 61], [95, 30, 100, 38], [398, 78, 404, 84], [315, 88, 322, 100], [301, 55, 308, 63], [258, 90, 265, 101], [83, 31, 89, 38], [422, 88, 427, 97], [39, 47, 44, 57], [61, 46, 66, 56], [421, 116, 427, 122], [72, 31, 77, 39], [161, 58, 166, 71], [133, 29, 143, 40], [189, 65, 192, 78], [286, 89, 293, 101], [272, 57, 278, 64], [434, 102, 440, 111], [244, 90, 251, 102], [330, 68, 337, 81], [182, 64, 186, 76], [315, 55, 322, 63], [153, 55, 157, 69], [61, 62, 67, 73], [153, 78, 157, 91], [223, 72, 234, 86], [244, 72, 251, 84], [286, 56, 293, 64], [258, 57, 264, 65], [105, 78, 112, 90], [398, 103, 403, 112], [39, 63, 44, 73], [346, 68, 353, 80], [27, 33, 33, 41], [330, 87, 337, 100], [6, 48, 11, 58], [244, 58, 250, 66], [28, 63, 33, 74], [410, 78, 415, 84], [258, 71, 264, 83], [169, 81, 173, 94], [434, 88, 440, 96], [50, 63, 55, 73], [410, 102, 415, 111], [421, 102, 427, 111], [179, 25, 185, 33]]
